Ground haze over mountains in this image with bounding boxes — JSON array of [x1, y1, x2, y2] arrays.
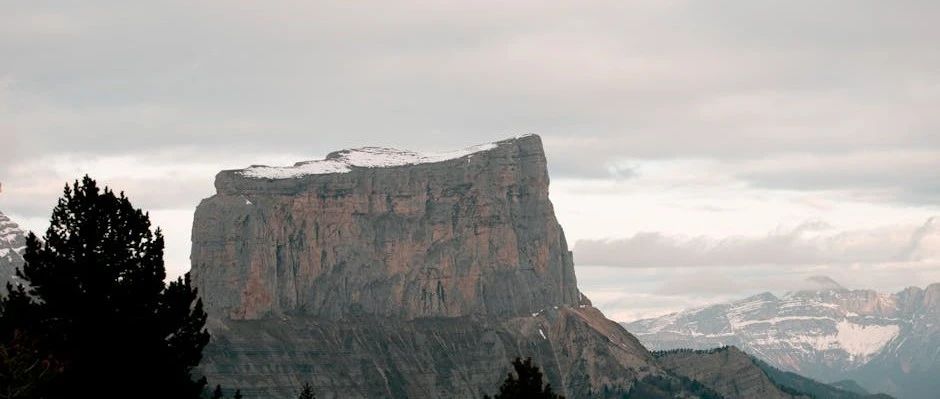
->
[[625, 277, 940, 399]]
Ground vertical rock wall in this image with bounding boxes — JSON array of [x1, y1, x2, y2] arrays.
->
[[191, 135, 581, 320]]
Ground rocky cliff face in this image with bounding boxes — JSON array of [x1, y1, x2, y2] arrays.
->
[[192, 136, 672, 398], [845, 283, 940, 399], [626, 279, 940, 398], [192, 135, 580, 321]]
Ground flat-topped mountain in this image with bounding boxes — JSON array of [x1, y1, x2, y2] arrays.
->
[[193, 134, 581, 321], [625, 278, 940, 398], [192, 135, 665, 398]]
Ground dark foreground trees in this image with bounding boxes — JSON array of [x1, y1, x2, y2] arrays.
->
[[0, 176, 210, 399], [298, 383, 316, 399], [485, 357, 565, 399]]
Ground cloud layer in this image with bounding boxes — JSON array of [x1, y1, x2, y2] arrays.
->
[[3, 2, 939, 319], [575, 218, 940, 268], [3, 1, 939, 198]]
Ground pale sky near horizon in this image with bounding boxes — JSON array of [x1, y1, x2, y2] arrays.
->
[[2, 1, 939, 322]]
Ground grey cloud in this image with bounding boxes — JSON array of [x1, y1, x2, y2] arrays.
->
[[574, 218, 940, 268], [652, 270, 846, 297], [3, 0, 939, 185], [737, 150, 940, 205], [577, 260, 940, 322]]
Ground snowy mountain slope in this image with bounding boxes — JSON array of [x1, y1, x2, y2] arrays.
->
[[0, 211, 27, 292], [237, 139, 507, 178], [623, 278, 940, 399]]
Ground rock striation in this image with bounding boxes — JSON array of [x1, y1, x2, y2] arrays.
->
[[193, 135, 580, 321], [192, 135, 673, 398]]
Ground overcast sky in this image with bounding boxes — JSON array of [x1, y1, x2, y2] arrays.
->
[[2, 1, 939, 321]]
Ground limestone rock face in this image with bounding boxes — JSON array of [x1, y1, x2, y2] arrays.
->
[[191, 135, 581, 321], [192, 135, 668, 398]]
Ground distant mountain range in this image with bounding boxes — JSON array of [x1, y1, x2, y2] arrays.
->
[[624, 277, 940, 399], [0, 210, 27, 291]]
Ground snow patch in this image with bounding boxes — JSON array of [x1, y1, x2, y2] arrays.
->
[[732, 315, 834, 329], [239, 142, 499, 179], [835, 320, 899, 359], [538, 328, 547, 339]]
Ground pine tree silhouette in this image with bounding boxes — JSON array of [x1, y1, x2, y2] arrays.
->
[[298, 382, 316, 399], [0, 176, 210, 399], [233, 389, 243, 399], [484, 357, 565, 399]]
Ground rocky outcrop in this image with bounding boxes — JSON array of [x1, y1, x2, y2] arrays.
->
[[199, 307, 654, 398], [654, 347, 806, 399], [844, 283, 940, 399], [755, 357, 895, 399], [653, 347, 894, 399], [0, 211, 27, 292], [192, 135, 676, 398]]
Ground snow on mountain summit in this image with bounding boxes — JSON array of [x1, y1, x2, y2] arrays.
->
[[237, 140, 506, 179]]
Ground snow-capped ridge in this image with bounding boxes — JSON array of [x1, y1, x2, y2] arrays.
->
[[625, 282, 939, 397], [237, 138, 514, 179]]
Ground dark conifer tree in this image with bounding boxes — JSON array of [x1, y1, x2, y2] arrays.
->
[[0, 176, 210, 399], [233, 389, 243, 399], [298, 382, 316, 399], [484, 357, 565, 399]]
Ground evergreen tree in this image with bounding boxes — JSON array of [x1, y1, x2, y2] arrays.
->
[[233, 389, 243, 399], [298, 382, 316, 399], [0, 176, 210, 399], [485, 357, 565, 399]]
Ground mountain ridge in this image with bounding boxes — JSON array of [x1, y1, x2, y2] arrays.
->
[[624, 278, 940, 398]]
